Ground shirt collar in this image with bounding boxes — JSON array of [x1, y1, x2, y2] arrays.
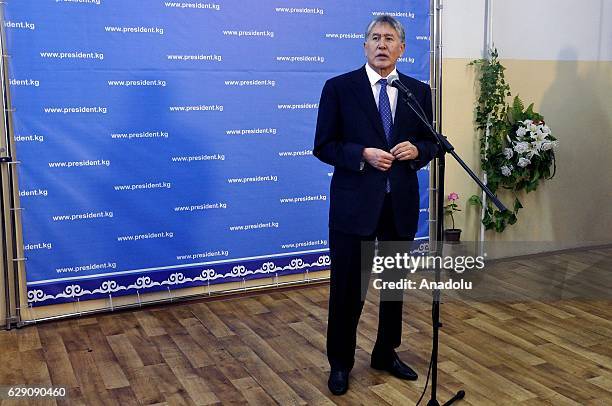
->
[[365, 63, 398, 87]]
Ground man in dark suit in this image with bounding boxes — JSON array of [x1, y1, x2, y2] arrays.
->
[[313, 15, 438, 395]]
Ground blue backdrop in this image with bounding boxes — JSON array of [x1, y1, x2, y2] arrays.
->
[[4, 0, 431, 306]]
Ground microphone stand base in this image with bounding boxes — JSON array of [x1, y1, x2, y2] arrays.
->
[[428, 389, 466, 406]]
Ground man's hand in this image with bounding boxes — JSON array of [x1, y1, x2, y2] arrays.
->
[[390, 141, 419, 161], [362, 148, 395, 171]]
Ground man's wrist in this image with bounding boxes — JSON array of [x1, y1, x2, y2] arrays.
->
[[360, 148, 368, 171]]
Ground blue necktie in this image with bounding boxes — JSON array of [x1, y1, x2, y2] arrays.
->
[[378, 78, 393, 192], [378, 78, 393, 142]]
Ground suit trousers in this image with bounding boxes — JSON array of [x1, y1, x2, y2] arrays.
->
[[326, 193, 414, 371]]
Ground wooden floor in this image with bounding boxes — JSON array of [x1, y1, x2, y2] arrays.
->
[[1, 246, 611, 405]]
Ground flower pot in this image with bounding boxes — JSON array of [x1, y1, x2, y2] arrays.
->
[[444, 229, 462, 243]]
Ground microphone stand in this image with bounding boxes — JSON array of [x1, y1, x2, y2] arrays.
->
[[396, 88, 508, 406]]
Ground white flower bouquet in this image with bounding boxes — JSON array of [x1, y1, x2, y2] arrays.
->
[[498, 97, 558, 193]]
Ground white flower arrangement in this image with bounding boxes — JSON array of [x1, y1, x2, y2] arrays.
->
[[502, 118, 557, 178], [471, 50, 559, 232]]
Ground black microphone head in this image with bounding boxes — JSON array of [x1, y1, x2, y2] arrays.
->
[[387, 74, 413, 98], [387, 74, 400, 88]]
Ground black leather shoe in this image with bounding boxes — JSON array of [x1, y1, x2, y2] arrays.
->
[[328, 368, 349, 395], [371, 351, 418, 380]]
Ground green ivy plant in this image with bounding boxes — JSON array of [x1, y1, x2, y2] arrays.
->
[[468, 49, 558, 232]]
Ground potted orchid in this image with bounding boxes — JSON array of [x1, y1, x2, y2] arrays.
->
[[444, 192, 462, 242]]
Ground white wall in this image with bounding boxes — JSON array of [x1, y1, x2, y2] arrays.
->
[[443, 0, 486, 59], [443, 0, 612, 61]]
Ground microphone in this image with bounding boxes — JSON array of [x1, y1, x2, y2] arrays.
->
[[387, 74, 413, 98], [388, 74, 429, 124]]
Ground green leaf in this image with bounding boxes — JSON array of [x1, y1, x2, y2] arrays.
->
[[525, 178, 539, 193], [494, 214, 506, 232], [468, 195, 482, 206], [513, 198, 523, 212], [512, 96, 524, 119]]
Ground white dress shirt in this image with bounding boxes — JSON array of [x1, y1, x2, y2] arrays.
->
[[365, 63, 399, 122]]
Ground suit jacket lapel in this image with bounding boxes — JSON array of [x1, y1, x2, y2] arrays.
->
[[391, 86, 409, 143], [350, 67, 388, 145], [391, 72, 421, 145]]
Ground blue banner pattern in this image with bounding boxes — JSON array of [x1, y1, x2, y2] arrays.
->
[[3, 0, 431, 306]]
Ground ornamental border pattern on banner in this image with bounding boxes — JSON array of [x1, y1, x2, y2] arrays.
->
[[27, 253, 330, 305]]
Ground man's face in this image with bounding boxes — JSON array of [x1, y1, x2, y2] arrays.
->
[[364, 23, 405, 76]]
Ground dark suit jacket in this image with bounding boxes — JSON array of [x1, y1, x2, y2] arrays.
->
[[313, 66, 438, 237]]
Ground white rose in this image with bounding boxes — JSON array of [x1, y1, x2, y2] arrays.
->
[[523, 119, 533, 126], [503, 148, 514, 159], [541, 141, 553, 151], [517, 157, 531, 168], [541, 141, 554, 151], [514, 141, 530, 154], [501, 165, 512, 176], [542, 125, 551, 134], [516, 127, 528, 137]]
